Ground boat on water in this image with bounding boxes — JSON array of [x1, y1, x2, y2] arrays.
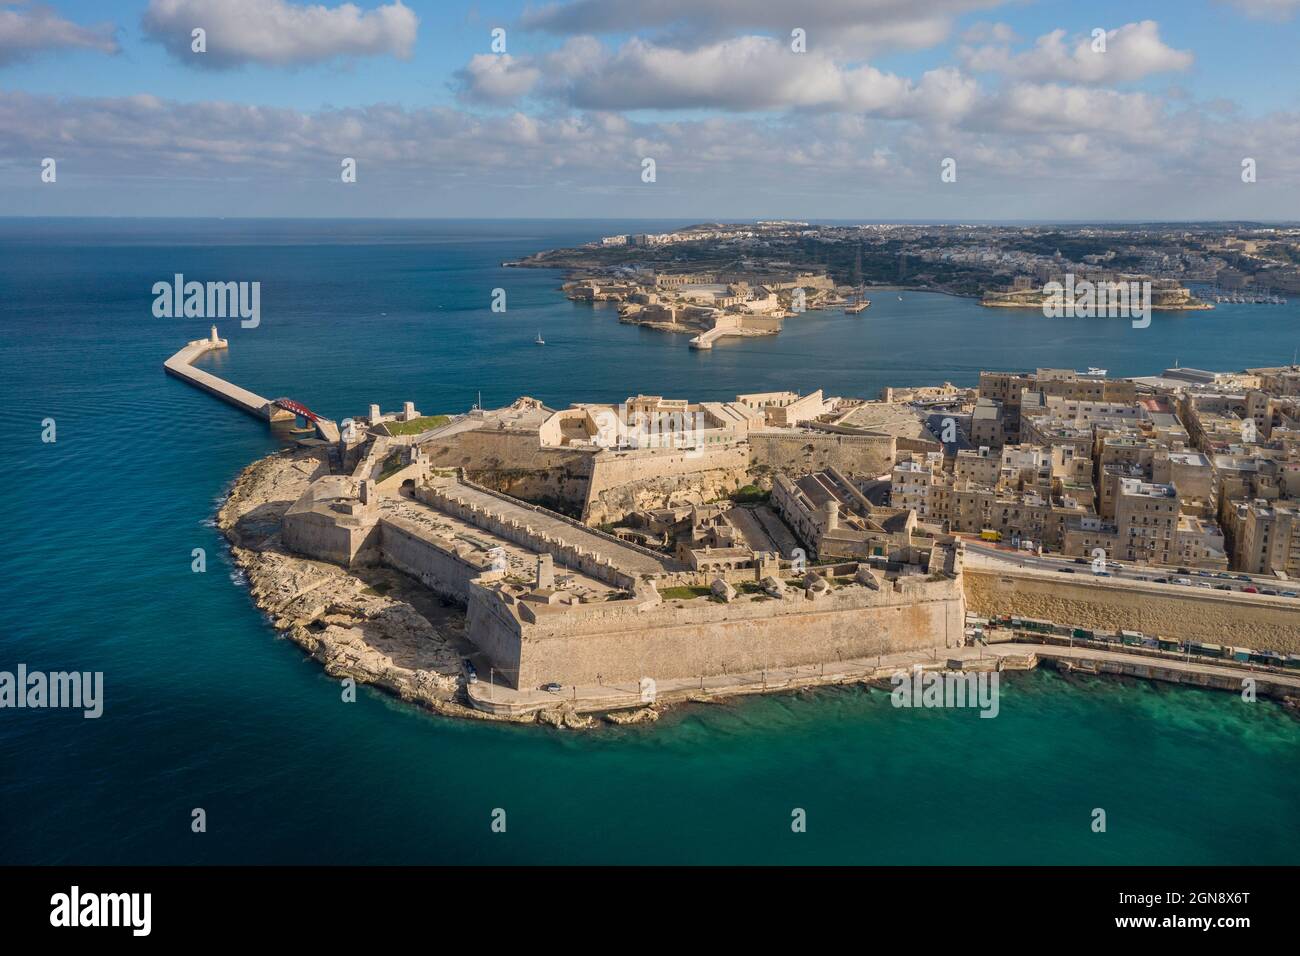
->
[[535, 331, 545, 345], [844, 286, 871, 314], [1086, 366, 1108, 376]]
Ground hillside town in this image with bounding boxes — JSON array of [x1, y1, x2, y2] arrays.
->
[[511, 220, 1300, 309]]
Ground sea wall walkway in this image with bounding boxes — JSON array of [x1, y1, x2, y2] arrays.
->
[[164, 330, 293, 422], [164, 329, 338, 443], [465, 640, 1300, 717]]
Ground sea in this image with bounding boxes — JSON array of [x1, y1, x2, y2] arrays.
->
[[1, 217, 1298, 864]]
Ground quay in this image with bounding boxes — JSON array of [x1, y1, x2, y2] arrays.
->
[[164, 327, 339, 441], [464, 640, 1300, 718]]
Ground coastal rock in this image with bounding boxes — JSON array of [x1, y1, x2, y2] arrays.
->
[[604, 706, 661, 725], [218, 449, 465, 714]]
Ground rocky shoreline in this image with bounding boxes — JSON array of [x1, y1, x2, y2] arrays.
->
[[216, 447, 663, 728]]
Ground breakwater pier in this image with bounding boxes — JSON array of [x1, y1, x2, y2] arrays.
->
[[164, 327, 339, 441]]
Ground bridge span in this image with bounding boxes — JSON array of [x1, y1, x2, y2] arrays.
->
[[164, 327, 339, 441]]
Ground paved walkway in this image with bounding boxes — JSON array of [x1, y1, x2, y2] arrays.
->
[[433, 480, 675, 575], [466, 641, 1300, 717]]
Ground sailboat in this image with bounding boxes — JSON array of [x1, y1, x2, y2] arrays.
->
[[844, 285, 870, 314], [535, 331, 546, 345]]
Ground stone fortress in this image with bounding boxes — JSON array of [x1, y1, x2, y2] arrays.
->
[[275, 359, 1300, 698], [279, 387, 966, 691], [164, 318, 1300, 710]]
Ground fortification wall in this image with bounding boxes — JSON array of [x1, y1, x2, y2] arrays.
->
[[965, 567, 1300, 652], [415, 483, 640, 589], [282, 511, 376, 567], [582, 443, 751, 525], [749, 431, 895, 478], [419, 428, 594, 511], [377, 517, 488, 602], [474, 576, 965, 687]]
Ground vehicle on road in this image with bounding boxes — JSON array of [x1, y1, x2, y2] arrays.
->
[[541, 682, 563, 693], [1057, 568, 1075, 573], [1243, 586, 1259, 594]]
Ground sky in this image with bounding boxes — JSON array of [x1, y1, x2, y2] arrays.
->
[[2, 0, 1300, 220]]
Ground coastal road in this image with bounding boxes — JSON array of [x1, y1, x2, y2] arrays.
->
[[961, 538, 1299, 599]]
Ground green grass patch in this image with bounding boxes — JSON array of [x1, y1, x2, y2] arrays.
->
[[731, 484, 768, 504], [383, 414, 451, 437], [377, 451, 407, 482], [660, 585, 713, 600]]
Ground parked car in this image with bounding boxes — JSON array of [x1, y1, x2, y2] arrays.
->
[[1173, 577, 1192, 586], [1283, 591, 1299, 599], [1216, 572, 1232, 579], [1236, 574, 1253, 582], [1195, 570, 1213, 577], [541, 682, 564, 693], [1260, 588, 1279, 596], [465, 661, 478, 684]]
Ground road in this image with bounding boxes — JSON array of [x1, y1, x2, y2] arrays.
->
[[960, 537, 1299, 599]]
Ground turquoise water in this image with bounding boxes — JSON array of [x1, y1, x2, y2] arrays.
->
[[2, 218, 1298, 864]]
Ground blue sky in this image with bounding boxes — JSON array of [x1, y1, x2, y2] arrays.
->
[[3, 0, 1300, 218]]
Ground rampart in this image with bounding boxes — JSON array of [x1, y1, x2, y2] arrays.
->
[[748, 430, 895, 478], [470, 571, 965, 688], [965, 566, 1300, 652], [582, 443, 751, 524]]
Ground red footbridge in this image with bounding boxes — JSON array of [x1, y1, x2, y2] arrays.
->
[[273, 398, 322, 423], [273, 398, 339, 441]]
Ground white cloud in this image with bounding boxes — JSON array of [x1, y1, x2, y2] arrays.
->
[[141, 0, 418, 68], [521, 0, 1006, 55], [0, 2, 119, 64], [1223, 0, 1300, 19], [960, 21, 1192, 84], [457, 35, 979, 118], [455, 53, 542, 103], [5, 86, 1298, 201]]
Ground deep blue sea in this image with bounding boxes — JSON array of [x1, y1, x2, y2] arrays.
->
[[1, 218, 1298, 864]]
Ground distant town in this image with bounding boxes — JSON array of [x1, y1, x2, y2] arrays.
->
[[507, 220, 1298, 348]]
